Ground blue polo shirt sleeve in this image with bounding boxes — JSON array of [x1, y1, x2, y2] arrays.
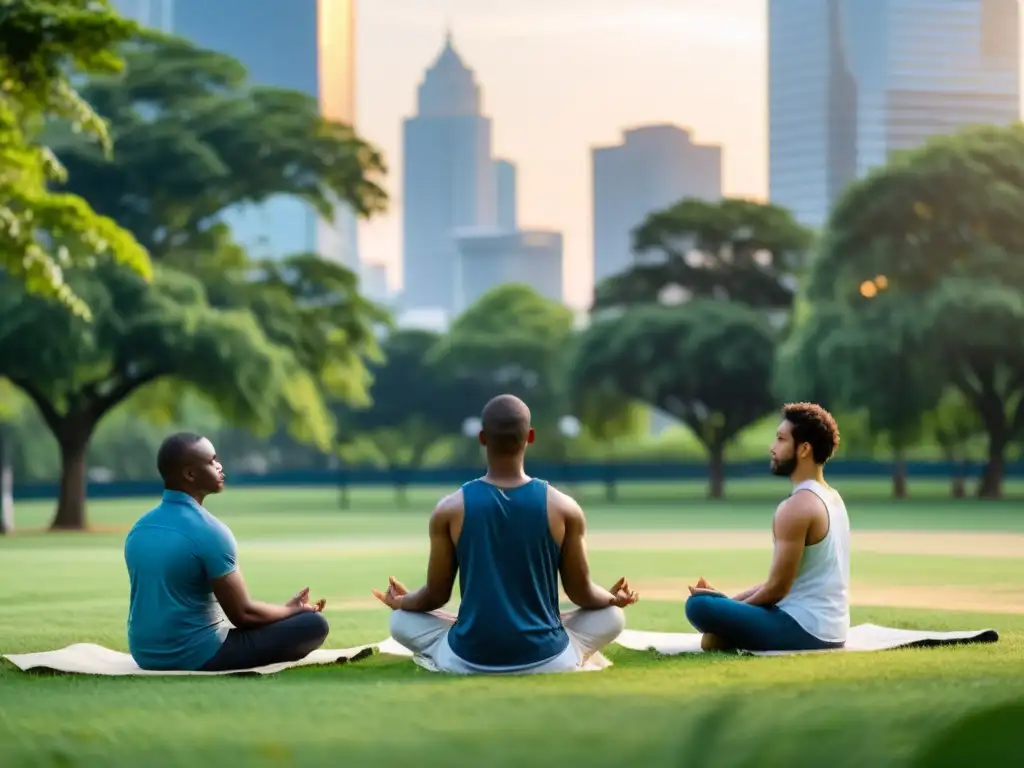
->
[[195, 519, 238, 581]]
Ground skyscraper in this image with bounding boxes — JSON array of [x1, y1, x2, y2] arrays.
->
[[494, 159, 518, 231], [402, 32, 497, 315], [769, 0, 1021, 229], [591, 124, 722, 289], [170, 0, 358, 266], [455, 229, 563, 311]]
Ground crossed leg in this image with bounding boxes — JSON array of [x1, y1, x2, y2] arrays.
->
[[389, 606, 625, 674], [685, 593, 843, 652], [199, 612, 330, 671]]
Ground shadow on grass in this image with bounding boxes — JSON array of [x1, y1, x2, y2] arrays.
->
[[911, 698, 1024, 767]]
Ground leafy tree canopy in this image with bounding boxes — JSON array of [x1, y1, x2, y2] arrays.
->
[[572, 300, 778, 498], [594, 198, 813, 313], [805, 124, 1024, 497], [0, 0, 149, 316]]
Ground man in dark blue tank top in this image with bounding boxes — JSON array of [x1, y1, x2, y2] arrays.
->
[[372, 394, 639, 674]]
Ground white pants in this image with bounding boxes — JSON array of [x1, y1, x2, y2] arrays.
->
[[389, 607, 626, 675]]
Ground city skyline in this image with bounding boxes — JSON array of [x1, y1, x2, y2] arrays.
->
[[358, 0, 769, 309], [111, 1, 1024, 309]]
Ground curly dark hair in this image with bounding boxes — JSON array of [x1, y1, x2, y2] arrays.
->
[[782, 402, 840, 464]]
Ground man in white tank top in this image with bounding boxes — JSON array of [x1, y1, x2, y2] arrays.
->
[[685, 402, 851, 652]]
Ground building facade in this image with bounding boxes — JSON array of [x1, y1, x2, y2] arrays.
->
[[402, 33, 497, 315], [454, 229, 564, 311], [591, 124, 722, 289], [494, 159, 518, 231], [769, 0, 1020, 228]]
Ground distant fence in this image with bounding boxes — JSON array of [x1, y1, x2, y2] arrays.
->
[[12, 459, 1024, 501]]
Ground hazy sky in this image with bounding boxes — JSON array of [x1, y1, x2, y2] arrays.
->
[[356, 0, 767, 308]]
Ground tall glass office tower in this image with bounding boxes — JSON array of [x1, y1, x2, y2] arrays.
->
[[769, 0, 1020, 229]]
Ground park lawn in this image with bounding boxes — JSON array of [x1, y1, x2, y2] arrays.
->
[[2, 488, 1023, 767]]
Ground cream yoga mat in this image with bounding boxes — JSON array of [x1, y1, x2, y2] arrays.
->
[[2, 637, 611, 676], [3, 624, 996, 675], [2, 637, 412, 676], [614, 623, 999, 656]]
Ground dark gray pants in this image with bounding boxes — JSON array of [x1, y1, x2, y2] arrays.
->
[[200, 612, 330, 671]]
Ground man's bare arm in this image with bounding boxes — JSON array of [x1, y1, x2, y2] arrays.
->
[[743, 496, 815, 606], [398, 496, 459, 613], [211, 569, 306, 628], [558, 497, 620, 610]]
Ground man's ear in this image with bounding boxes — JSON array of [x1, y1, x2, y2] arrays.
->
[[797, 442, 811, 460], [478, 431, 486, 447], [526, 428, 536, 445]]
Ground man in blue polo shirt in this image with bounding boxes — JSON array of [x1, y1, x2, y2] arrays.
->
[[124, 432, 329, 671]]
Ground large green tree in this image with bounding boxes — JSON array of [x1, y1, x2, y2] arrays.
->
[[337, 329, 472, 498], [572, 300, 778, 498], [49, 35, 390, 448], [0, 0, 149, 316], [777, 299, 942, 497], [593, 198, 813, 314], [0, 263, 290, 528], [806, 124, 1024, 498], [431, 284, 576, 448], [0, 35, 389, 528]]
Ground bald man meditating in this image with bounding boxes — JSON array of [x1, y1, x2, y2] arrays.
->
[[373, 394, 638, 674]]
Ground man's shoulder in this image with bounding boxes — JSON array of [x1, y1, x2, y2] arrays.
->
[[545, 483, 582, 519], [777, 488, 827, 525], [433, 488, 465, 518]]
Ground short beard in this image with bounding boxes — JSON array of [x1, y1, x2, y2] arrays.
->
[[770, 455, 798, 477]]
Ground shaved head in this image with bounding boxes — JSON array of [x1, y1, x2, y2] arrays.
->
[[480, 395, 532, 455]]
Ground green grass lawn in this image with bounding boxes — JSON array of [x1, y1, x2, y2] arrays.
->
[[1, 485, 1023, 767]]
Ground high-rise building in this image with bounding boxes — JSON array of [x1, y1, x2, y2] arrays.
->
[[402, 32, 497, 315], [769, 0, 1021, 229], [494, 159, 518, 231], [169, 0, 358, 266], [591, 124, 722, 289], [361, 262, 390, 303], [454, 229, 563, 311]]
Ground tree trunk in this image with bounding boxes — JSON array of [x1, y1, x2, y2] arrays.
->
[[950, 471, 966, 499], [50, 425, 93, 531], [977, 432, 1007, 500], [938, 441, 966, 499], [891, 447, 908, 500], [706, 442, 726, 500]]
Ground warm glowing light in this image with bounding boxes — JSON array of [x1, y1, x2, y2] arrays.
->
[[859, 280, 878, 298], [874, 274, 888, 290], [317, 0, 355, 125]]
